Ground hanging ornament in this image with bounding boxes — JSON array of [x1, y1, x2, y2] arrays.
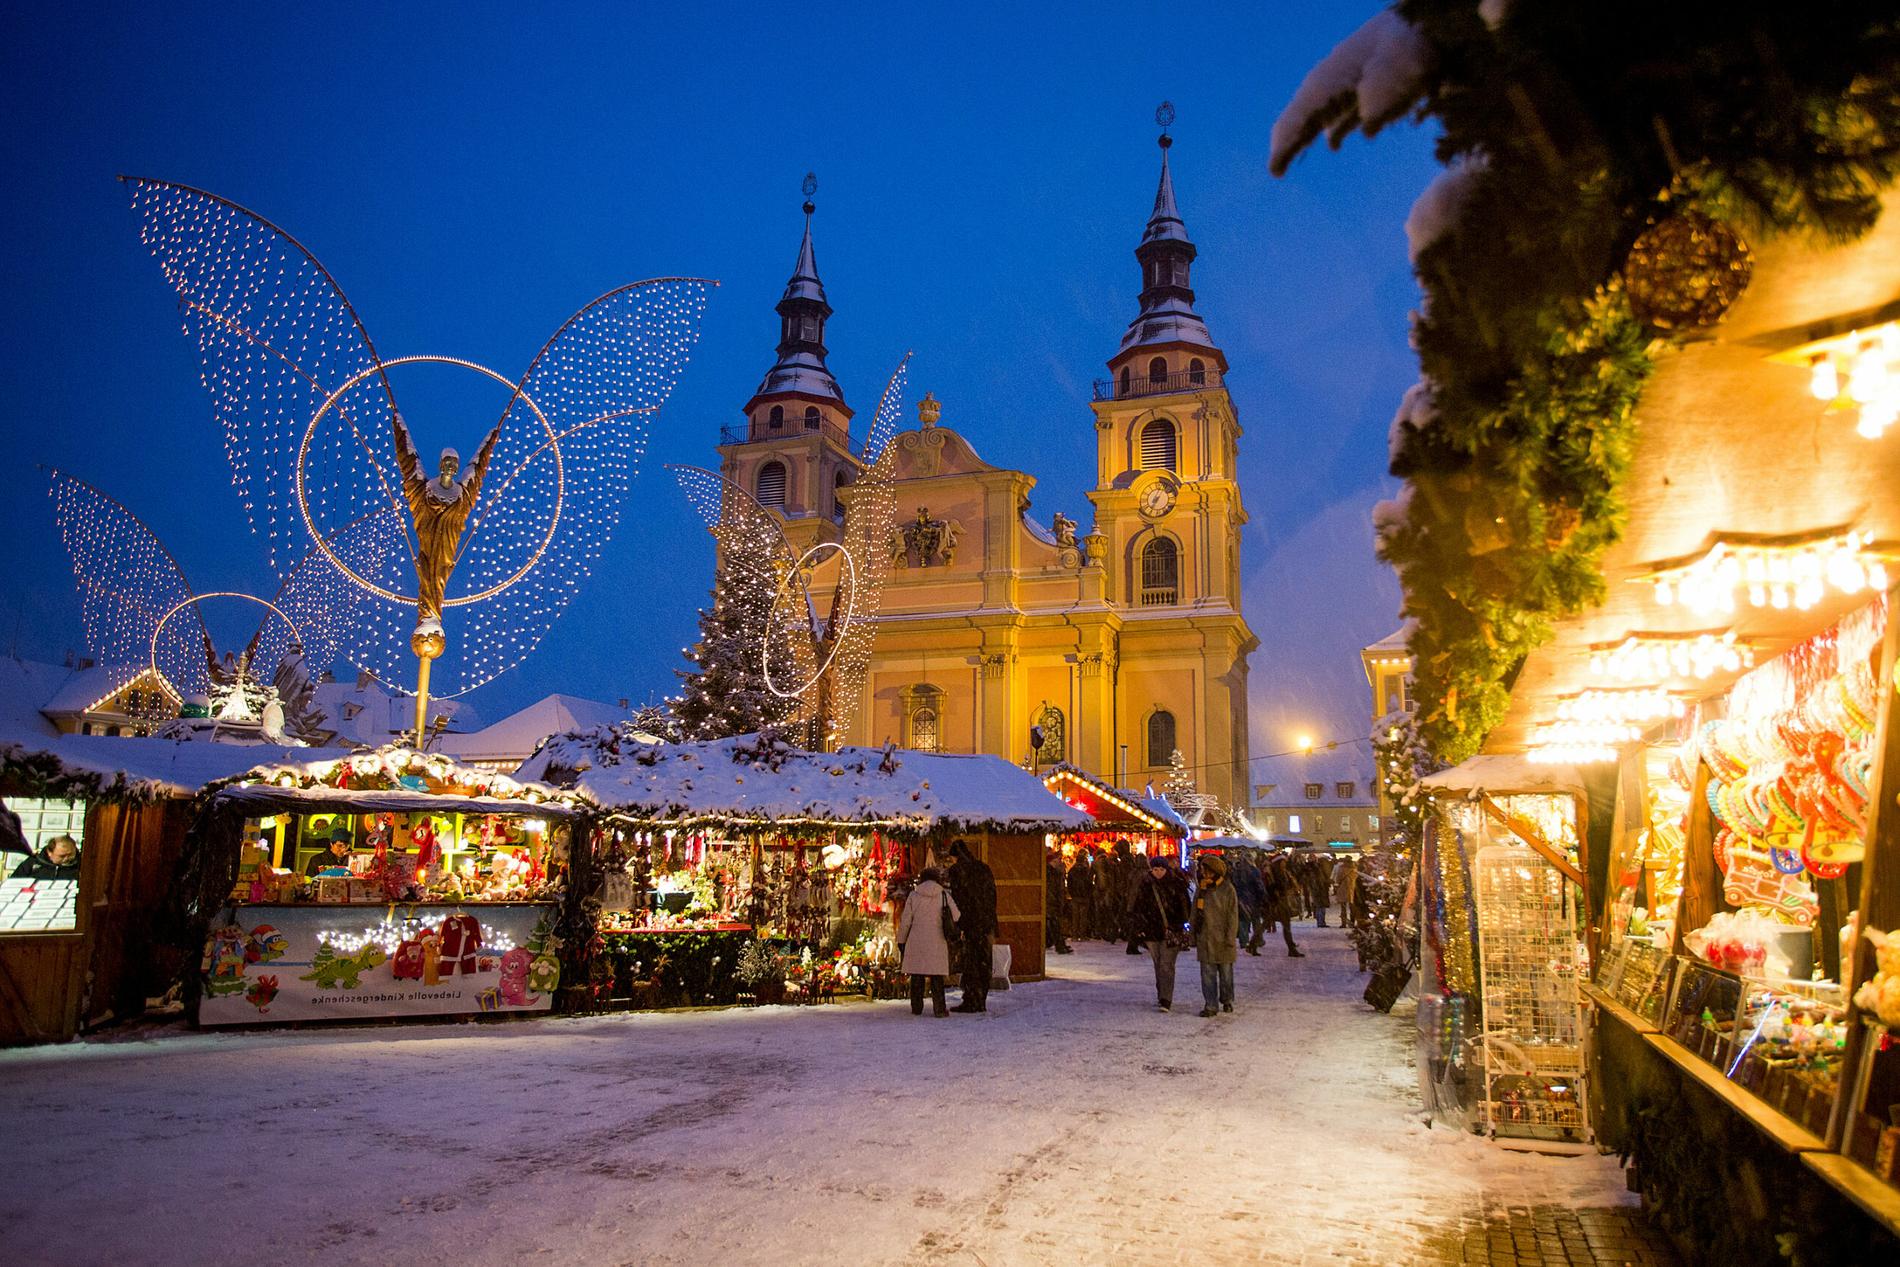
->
[[1623, 210, 1753, 331]]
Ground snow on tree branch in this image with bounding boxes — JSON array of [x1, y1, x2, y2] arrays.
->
[[1268, 9, 1431, 177], [1386, 380, 1438, 471], [1403, 155, 1486, 263]]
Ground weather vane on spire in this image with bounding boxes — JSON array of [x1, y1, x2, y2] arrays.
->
[[802, 171, 817, 214], [1156, 100, 1175, 138]]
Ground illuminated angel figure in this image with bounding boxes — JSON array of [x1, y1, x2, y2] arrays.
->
[[669, 353, 910, 749], [44, 467, 400, 741], [122, 177, 714, 735]]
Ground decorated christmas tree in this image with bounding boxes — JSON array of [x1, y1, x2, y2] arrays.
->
[[669, 564, 787, 740], [1162, 748, 1218, 828]]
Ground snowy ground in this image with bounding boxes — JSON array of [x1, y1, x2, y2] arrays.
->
[[0, 927, 1642, 1266]]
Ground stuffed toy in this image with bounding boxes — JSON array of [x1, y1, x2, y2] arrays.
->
[[418, 928, 443, 986], [1853, 927, 1900, 1027], [499, 947, 537, 1006]]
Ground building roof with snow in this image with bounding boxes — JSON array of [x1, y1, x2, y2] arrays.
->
[[311, 674, 479, 748], [1043, 765, 1189, 838], [1252, 743, 1378, 809], [518, 730, 1095, 837], [433, 694, 629, 766], [0, 732, 358, 802]]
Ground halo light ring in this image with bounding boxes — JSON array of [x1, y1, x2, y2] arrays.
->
[[295, 354, 564, 607], [149, 591, 302, 699], [763, 541, 857, 701]]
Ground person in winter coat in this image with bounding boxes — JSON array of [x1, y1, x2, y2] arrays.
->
[[10, 834, 78, 880], [1306, 856, 1331, 927], [1193, 853, 1240, 1016], [1128, 854, 1192, 1011], [1265, 855, 1305, 957], [1230, 853, 1268, 956], [946, 840, 997, 1012], [1044, 847, 1073, 954], [1066, 849, 1095, 942], [896, 868, 960, 1017], [1332, 857, 1360, 930]]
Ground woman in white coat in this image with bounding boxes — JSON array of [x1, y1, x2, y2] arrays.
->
[[896, 867, 960, 1017]]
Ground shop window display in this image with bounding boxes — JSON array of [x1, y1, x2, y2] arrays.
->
[[0, 797, 86, 933]]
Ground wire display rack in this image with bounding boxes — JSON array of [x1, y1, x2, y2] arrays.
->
[[1473, 843, 1592, 1142]]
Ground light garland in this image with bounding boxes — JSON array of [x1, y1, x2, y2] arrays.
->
[[1525, 720, 1639, 765], [1554, 688, 1686, 724], [1640, 530, 1889, 619], [1590, 631, 1753, 682], [1782, 320, 1900, 440], [318, 917, 517, 957]]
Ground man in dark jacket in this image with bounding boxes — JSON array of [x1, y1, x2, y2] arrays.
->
[[1044, 847, 1072, 954], [1193, 853, 1240, 1016], [1128, 854, 1191, 1011], [10, 834, 79, 880], [1231, 853, 1268, 956], [1066, 849, 1095, 942], [946, 839, 997, 1012]]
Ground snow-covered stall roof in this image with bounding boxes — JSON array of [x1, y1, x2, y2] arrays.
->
[[431, 693, 629, 764], [0, 733, 358, 802], [1417, 754, 1588, 800], [519, 731, 1095, 836], [1043, 765, 1188, 837], [206, 744, 582, 818]]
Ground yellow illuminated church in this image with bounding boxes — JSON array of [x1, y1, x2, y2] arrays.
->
[[713, 132, 1256, 808]]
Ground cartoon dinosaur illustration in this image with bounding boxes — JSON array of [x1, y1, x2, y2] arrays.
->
[[299, 943, 388, 989]]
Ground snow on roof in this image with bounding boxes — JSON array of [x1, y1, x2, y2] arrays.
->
[[1417, 754, 1587, 799], [1252, 745, 1376, 808], [1365, 622, 1415, 654], [311, 678, 477, 747], [1043, 765, 1189, 837], [0, 657, 74, 741], [518, 730, 1094, 836], [208, 743, 579, 816], [433, 694, 629, 762], [0, 732, 358, 801], [39, 663, 167, 716]]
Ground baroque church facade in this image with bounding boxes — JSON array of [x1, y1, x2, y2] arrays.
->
[[712, 133, 1256, 809]]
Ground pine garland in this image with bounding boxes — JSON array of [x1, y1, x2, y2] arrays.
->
[[1278, 2, 1900, 763]]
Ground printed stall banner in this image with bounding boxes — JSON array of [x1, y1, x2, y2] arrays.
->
[[199, 902, 560, 1025]]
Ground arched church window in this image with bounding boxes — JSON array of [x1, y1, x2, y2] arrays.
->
[[1146, 710, 1176, 767], [1139, 419, 1177, 472], [804, 406, 821, 431], [1188, 358, 1205, 386], [756, 460, 787, 508], [769, 405, 784, 429], [1148, 356, 1168, 386], [1139, 537, 1178, 606], [1032, 704, 1066, 765], [904, 683, 944, 752], [911, 706, 940, 753]]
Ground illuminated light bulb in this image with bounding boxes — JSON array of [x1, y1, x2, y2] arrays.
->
[[1869, 562, 1890, 590], [1766, 553, 1791, 583], [1747, 583, 1767, 607], [1848, 342, 1887, 404], [1770, 584, 1790, 609], [1654, 579, 1674, 605], [1810, 354, 1840, 401]]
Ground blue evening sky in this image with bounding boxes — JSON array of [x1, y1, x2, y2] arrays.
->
[[0, 3, 1434, 770]]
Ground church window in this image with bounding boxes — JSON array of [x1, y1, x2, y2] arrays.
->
[[903, 683, 944, 752], [1119, 366, 1131, 397], [1032, 704, 1066, 765], [911, 706, 940, 753], [756, 460, 787, 507], [804, 405, 821, 431], [1188, 358, 1205, 385], [1146, 709, 1176, 767], [1139, 537, 1178, 606], [1148, 356, 1168, 386], [1138, 419, 1177, 472], [768, 405, 784, 429]]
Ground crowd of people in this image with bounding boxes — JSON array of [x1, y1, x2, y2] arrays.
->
[[897, 840, 1371, 1020]]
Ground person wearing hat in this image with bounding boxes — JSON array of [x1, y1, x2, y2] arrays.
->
[[1129, 853, 1191, 1011], [1193, 853, 1241, 1016], [304, 826, 356, 876], [945, 840, 997, 1012]]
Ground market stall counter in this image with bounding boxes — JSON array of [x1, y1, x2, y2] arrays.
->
[[182, 747, 592, 1027]]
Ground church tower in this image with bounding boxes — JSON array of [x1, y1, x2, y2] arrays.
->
[[1086, 112, 1255, 807], [719, 177, 860, 555]]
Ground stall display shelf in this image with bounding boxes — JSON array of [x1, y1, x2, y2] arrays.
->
[[1580, 980, 1660, 1035], [1473, 843, 1591, 1142]]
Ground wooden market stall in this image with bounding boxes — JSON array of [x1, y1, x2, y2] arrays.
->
[[520, 730, 1093, 1004], [1043, 765, 1188, 861], [1448, 193, 1900, 1251], [177, 745, 592, 1028], [0, 733, 353, 1044]]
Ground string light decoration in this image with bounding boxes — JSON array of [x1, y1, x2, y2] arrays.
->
[[1589, 631, 1753, 682], [1777, 320, 1900, 439], [122, 177, 714, 714], [1637, 529, 1891, 618], [667, 354, 910, 749], [1526, 721, 1640, 765], [45, 468, 398, 715], [1553, 688, 1687, 725]]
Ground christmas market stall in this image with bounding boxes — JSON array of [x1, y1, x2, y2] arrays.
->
[[179, 745, 592, 1028], [1412, 757, 1594, 1147], [520, 730, 1093, 1008], [0, 731, 350, 1044], [1043, 764, 1188, 861]]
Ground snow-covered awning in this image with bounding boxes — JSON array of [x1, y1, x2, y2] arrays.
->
[[1417, 754, 1588, 800], [0, 733, 359, 803], [519, 731, 1095, 837], [208, 744, 581, 817], [1042, 765, 1188, 837]]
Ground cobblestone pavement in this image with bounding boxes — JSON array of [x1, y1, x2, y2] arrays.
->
[[0, 925, 1682, 1266]]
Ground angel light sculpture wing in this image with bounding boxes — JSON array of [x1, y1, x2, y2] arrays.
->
[[124, 177, 714, 699]]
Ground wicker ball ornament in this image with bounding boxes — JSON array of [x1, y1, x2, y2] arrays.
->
[[1623, 211, 1754, 331]]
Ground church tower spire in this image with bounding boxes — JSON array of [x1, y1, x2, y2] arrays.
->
[[745, 173, 850, 417], [1107, 104, 1223, 388]]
